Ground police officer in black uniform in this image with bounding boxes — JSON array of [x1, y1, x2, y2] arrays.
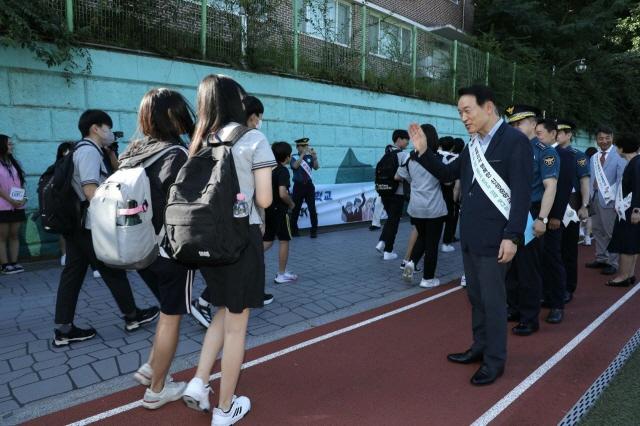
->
[[290, 137, 320, 238], [504, 105, 560, 336]]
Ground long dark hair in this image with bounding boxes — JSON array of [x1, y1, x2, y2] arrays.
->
[[137, 88, 195, 143], [420, 124, 440, 152], [190, 75, 248, 156], [0, 134, 25, 186]]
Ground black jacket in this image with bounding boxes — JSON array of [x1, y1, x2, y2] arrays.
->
[[412, 122, 533, 256], [549, 146, 576, 221]]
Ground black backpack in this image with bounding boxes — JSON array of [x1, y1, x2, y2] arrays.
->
[[375, 148, 400, 196], [164, 126, 252, 266], [38, 141, 101, 235]]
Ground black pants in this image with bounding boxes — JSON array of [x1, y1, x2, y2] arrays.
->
[[463, 251, 509, 372], [54, 229, 154, 324], [442, 185, 459, 244], [291, 182, 317, 232], [506, 204, 543, 325], [379, 195, 405, 252], [410, 216, 446, 280], [562, 221, 579, 294], [543, 226, 566, 309]]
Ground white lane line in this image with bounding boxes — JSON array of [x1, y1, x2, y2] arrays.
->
[[471, 283, 640, 426], [68, 286, 463, 426]]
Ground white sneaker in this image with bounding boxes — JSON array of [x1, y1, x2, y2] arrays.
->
[[60, 254, 66, 266], [583, 236, 592, 246], [383, 251, 398, 261], [142, 381, 187, 410], [402, 260, 414, 282], [183, 377, 212, 412], [133, 363, 174, 387], [460, 275, 467, 288], [441, 244, 455, 253], [419, 278, 441, 288], [274, 271, 298, 283], [212, 395, 251, 426], [375, 241, 385, 254], [93, 270, 101, 279]]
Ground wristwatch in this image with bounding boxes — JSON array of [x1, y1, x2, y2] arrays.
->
[[536, 216, 548, 224]]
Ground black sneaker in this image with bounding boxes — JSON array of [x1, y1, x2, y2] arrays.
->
[[125, 306, 160, 331], [10, 263, 24, 274], [310, 229, 317, 238], [263, 293, 274, 305], [190, 300, 212, 328], [1, 264, 19, 275], [53, 325, 97, 347]]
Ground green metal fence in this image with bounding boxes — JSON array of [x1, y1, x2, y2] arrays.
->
[[52, 0, 550, 108]]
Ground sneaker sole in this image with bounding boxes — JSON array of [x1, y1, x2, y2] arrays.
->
[[126, 310, 160, 332], [52, 333, 96, 347], [190, 308, 211, 329], [183, 395, 210, 413], [420, 283, 441, 289], [402, 267, 414, 282], [143, 386, 186, 410], [263, 298, 274, 305], [274, 278, 295, 284], [1, 270, 20, 275], [133, 371, 151, 387]]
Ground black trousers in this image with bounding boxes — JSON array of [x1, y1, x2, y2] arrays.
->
[[379, 195, 405, 252], [506, 204, 543, 325], [54, 229, 154, 324], [543, 226, 566, 309], [291, 182, 317, 231], [562, 221, 579, 294], [441, 185, 459, 244], [410, 216, 446, 279], [463, 251, 509, 371]]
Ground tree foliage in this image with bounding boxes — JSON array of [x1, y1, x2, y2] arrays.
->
[[472, 0, 640, 133]]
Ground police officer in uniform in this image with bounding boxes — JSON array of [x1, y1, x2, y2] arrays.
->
[[555, 120, 590, 303], [536, 118, 575, 324], [290, 137, 320, 238], [504, 105, 559, 336]]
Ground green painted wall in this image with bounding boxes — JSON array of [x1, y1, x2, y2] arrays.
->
[[0, 46, 594, 259]]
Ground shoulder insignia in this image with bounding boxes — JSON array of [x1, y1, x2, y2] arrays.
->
[[543, 155, 556, 167], [506, 106, 515, 115], [578, 158, 587, 167]]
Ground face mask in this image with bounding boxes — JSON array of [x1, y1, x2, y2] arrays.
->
[[102, 127, 115, 145], [256, 119, 263, 130]]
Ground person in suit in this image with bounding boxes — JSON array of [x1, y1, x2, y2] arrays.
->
[[504, 106, 559, 337], [586, 126, 627, 275], [408, 85, 533, 386], [536, 118, 575, 324], [555, 120, 590, 303]]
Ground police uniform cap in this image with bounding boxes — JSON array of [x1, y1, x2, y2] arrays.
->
[[504, 105, 542, 124], [295, 137, 310, 146], [556, 119, 576, 132]]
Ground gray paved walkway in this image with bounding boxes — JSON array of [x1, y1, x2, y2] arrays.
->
[[0, 221, 463, 424]]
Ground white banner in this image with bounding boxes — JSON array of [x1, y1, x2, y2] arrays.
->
[[295, 182, 380, 229]]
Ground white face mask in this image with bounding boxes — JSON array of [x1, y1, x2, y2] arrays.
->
[[256, 119, 263, 130], [101, 127, 115, 145]]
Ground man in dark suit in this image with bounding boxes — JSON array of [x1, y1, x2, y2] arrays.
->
[[408, 85, 533, 386]]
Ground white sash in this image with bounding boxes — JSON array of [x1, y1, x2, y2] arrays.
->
[[469, 136, 511, 219], [615, 181, 633, 220], [299, 156, 313, 180], [594, 153, 615, 204], [562, 206, 579, 227]]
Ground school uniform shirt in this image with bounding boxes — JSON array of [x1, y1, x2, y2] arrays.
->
[[217, 123, 277, 225], [397, 153, 447, 219], [71, 139, 109, 229], [0, 160, 24, 212]]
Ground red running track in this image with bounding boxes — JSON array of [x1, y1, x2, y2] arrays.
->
[[28, 247, 640, 425]]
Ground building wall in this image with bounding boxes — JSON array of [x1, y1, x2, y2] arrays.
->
[[370, 0, 474, 32], [0, 46, 473, 258]]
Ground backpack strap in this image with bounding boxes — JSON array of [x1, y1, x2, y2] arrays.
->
[[139, 145, 189, 169], [207, 125, 252, 147], [74, 139, 104, 156]]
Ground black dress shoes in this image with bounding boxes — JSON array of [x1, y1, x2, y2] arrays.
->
[[585, 261, 608, 269], [540, 299, 552, 309], [546, 308, 564, 324], [447, 349, 483, 364], [564, 291, 573, 304], [606, 276, 636, 287], [470, 364, 504, 386], [507, 311, 520, 322], [310, 229, 318, 238], [512, 322, 539, 336], [601, 265, 617, 275]]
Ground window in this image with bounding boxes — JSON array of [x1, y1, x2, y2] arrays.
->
[[417, 49, 451, 79], [368, 15, 412, 63], [302, 0, 352, 46]]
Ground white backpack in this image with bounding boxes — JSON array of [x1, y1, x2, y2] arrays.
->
[[89, 146, 187, 270]]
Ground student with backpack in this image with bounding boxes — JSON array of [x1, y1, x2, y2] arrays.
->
[[190, 95, 274, 329], [179, 75, 276, 425], [0, 134, 27, 274], [88, 89, 193, 408], [374, 130, 410, 260], [51, 110, 159, 347]]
